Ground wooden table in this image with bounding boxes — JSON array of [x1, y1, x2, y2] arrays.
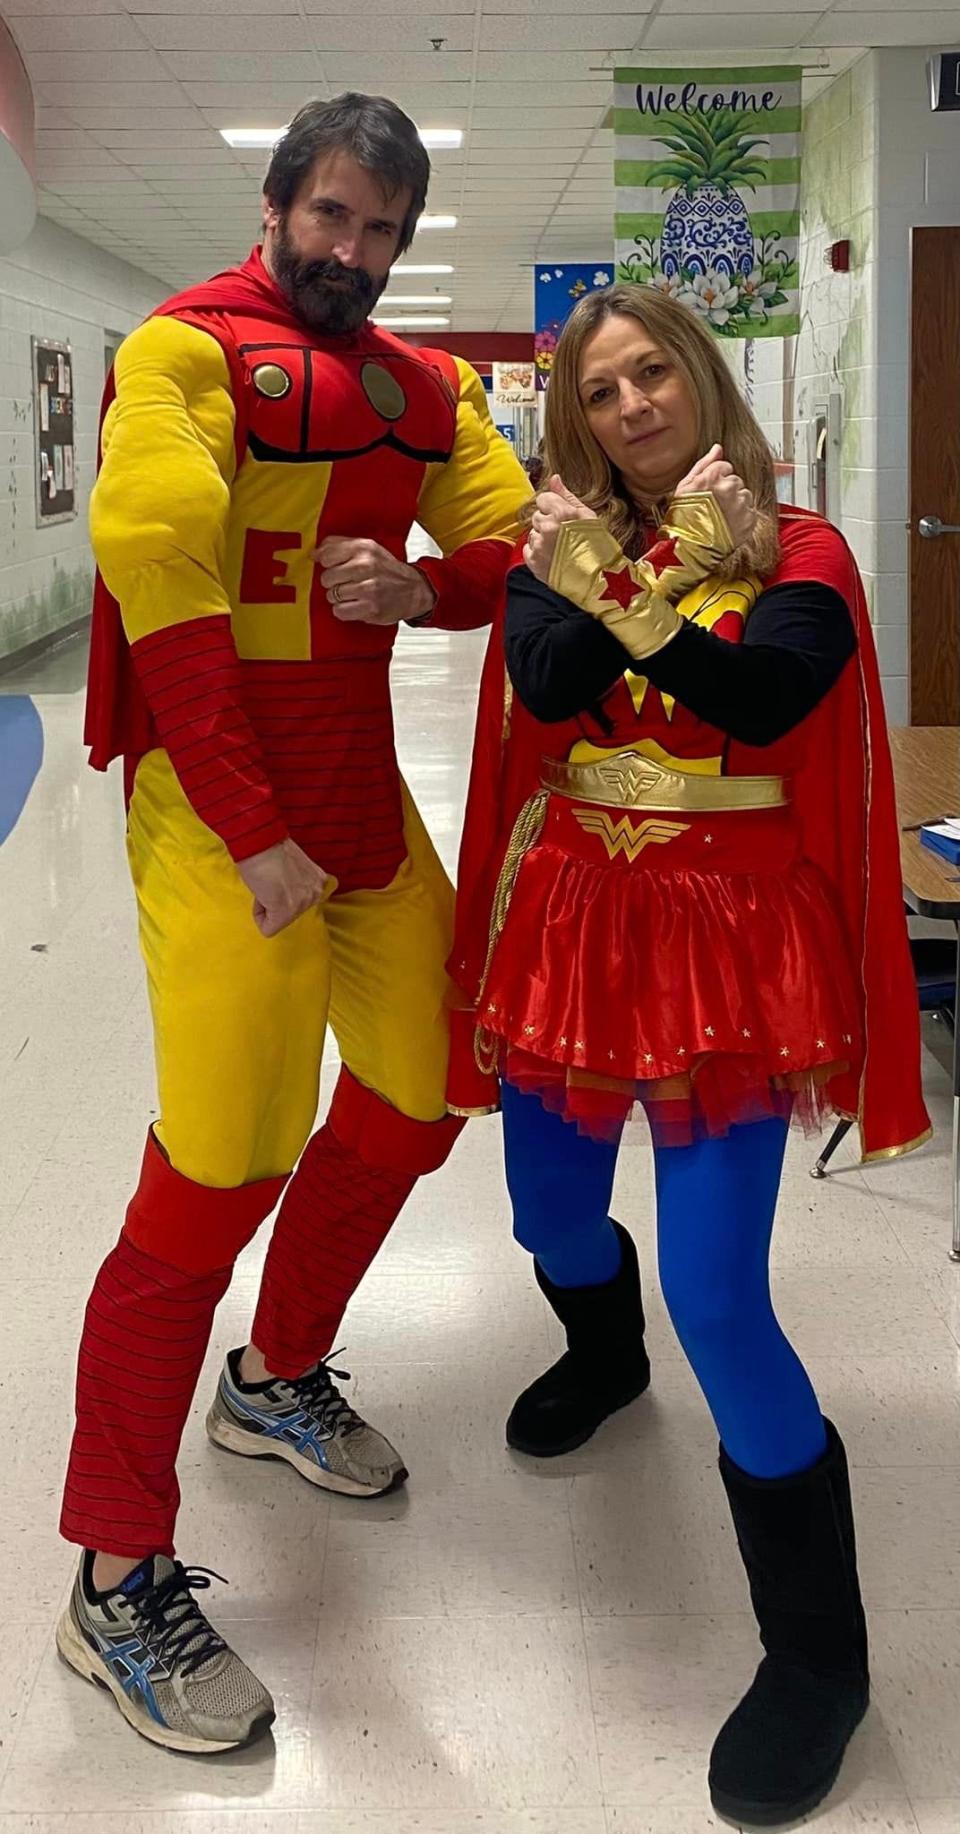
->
[[888, 727, 960, 1259]]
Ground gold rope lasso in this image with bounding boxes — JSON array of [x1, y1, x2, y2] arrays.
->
[[473, 788, 549, 1073]]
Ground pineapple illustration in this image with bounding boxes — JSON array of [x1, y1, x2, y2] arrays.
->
[[647, 109, 768, 282]]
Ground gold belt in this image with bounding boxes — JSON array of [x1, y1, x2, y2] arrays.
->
[[541, 751, 787, 813]]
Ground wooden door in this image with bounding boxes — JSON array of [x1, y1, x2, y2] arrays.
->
[[911, 226, 960, 724]]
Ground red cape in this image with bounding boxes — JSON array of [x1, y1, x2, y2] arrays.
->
[[448, 509, 931, 1162]]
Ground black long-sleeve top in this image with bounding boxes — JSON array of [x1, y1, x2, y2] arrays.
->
[[504, 565, 857, 747]]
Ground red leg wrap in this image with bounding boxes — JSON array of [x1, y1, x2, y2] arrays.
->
[[60, 1232, 230, 1558], [251, 1070, 464, 1378], [60, 1134, 287, 1557]]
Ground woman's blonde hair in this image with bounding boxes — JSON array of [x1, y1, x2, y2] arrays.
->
[[539, 284, 780, 577]]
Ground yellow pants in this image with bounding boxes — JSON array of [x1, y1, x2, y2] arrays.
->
[[127, 750, 456, 1189]]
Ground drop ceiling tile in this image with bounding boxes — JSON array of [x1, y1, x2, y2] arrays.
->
[[183, 82, 330, 106], [480, 13, 646, 49], [303, 0, 475, 11], [164, 52, 321, 80], [5, 0, 120, 13], [476, 51, 616, 79], [661, 0, 821, 8], [64, 108, 206, 130], [643, 11, 823, 46], [475, 82, 611, 106], [35, 84, 190, 108], [138, 13, 313, 50], [309, 16, 474, 50], [810, 10, 960, 44], [25, 49, 174, 80], [126, 0, 300, 9], [9, 14, 148, 50], [490, 0, 641, 9], [121, 150, 240, 168], [470, 136, 592, 151]]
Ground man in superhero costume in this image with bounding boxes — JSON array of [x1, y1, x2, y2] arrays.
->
[[56, 92, 529, 1752]]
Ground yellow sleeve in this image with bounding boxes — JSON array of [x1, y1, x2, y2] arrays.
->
[[90, 316, 237, 644], [416, 357, 529, 553]]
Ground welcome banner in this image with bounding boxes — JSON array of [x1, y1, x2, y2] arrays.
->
[[614, 67, 801, 339]]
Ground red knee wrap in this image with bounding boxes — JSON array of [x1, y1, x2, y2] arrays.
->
[[124, 1130, 287, 1274], [328, 1069, 464, 1176]]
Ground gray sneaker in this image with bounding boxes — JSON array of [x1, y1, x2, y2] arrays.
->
[[56, 1554, 275, 1753], [206, 1348, 408, 1498]]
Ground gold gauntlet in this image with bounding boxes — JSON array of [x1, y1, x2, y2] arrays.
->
[[547, 492, 734, 663]]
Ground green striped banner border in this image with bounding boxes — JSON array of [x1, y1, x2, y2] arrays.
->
[[615, 157, 799, 190], [611, 105, 801, 138]]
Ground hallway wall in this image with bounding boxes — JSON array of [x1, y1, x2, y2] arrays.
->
[[0, 217, 162, 664]]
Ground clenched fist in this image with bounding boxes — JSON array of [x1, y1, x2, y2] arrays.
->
[[673, 443, 757, 548], [236, 838, 336, 938], [314, 537, 436, 627], [523, 475, 597, 582]]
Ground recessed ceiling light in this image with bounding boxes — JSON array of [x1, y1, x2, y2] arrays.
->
[[220, 126, 462, 152], [373, 314, 451, 328], [393, 264, 454, 275], [384, 294, 452, 305], [416, 215, 457, 231]]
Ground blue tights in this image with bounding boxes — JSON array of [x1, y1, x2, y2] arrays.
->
[[501, 1079, 827, 1479]]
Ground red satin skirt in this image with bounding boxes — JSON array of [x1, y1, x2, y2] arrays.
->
[[478, 791, 861, 1145]]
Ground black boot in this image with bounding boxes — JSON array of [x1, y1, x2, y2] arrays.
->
[[506, 1222, 650, 1456], [709, 1420, 870, 1828]]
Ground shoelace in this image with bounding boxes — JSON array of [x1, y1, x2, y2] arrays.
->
[[289, 1349, 364, 1437], [130, 1564, 229, 1677]]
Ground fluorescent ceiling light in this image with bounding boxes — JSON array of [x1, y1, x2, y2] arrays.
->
[[416, 215, 457, 231], [220, 128, 283, 149], [373, 314, 451, 328], [384, 294, 452, 305], [393, 264, 454, 275], [220, 126, 462, 152], [419, 129, 463, 150]]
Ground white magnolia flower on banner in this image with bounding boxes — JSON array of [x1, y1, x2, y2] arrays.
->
[[680, 270, 740, 326], [741, 267, 779, 313], [652, 271, 682, 300]]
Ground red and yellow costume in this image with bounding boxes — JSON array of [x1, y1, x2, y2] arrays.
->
[[61, 248, 528, 1557], [447, 505, 930, 1161]]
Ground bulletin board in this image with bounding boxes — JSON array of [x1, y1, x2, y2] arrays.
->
[[33, 336, 76, 527]]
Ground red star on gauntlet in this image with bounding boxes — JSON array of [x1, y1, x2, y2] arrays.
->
[[548, 490, 735, 662]]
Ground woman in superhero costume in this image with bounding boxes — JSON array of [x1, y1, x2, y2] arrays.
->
[[447, 287, 929, 1827]]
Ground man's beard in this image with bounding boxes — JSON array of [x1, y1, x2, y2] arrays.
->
[[270, 217, 386, 333]]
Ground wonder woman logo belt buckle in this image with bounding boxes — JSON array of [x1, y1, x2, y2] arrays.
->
[[573, 809, 689, 862]]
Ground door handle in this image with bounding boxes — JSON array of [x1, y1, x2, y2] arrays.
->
[[919, 514, 960, 538]]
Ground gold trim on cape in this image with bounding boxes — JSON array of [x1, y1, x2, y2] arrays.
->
[[859, 1125, 933, 1164], [474, 788, 549, 1073]]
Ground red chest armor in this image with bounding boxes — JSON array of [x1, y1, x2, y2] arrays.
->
[[231, 319, 458, 467]]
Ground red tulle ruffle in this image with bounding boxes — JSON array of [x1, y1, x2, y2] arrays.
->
[[479, 799, 861, 1145]]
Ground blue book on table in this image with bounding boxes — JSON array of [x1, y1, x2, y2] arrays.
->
[[920, 826, 960, 865]]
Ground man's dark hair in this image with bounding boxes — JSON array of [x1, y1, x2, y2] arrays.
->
[[264, 93, 431, 253]]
